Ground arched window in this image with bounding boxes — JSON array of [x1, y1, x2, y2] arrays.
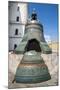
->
[[17, 6, 19, 11], [14, 44, 17, 49], [16, 16, 19, 22], [15, 29, 18, 35]]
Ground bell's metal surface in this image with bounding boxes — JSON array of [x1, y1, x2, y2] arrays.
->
[[15, 51, 51, 83], [15, 10, 51, 83], [15, 9, 52, 54]]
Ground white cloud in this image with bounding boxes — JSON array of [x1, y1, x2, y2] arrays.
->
[[44, 34, 51, 43]]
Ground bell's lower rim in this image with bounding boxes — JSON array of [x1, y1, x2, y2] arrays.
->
[[15, 74, 51, 83]]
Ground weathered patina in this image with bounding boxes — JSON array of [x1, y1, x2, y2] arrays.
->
[[15, 51, 51, 83], [15, 10, 52, 54], [15, 10, 51, 83]]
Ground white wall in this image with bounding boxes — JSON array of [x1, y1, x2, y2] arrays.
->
[[9, 2, 28, 51], [9, 24, 25, 37], [9, 2, 28, 24], [9, 38, 22, 51]]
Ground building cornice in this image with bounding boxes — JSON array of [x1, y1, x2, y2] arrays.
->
[[9, 36, 23, 38], [9, 22, 26, 25], [9, 1, 28, 4]]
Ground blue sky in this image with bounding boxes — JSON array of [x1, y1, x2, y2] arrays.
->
[[28, 3, 58, 42]]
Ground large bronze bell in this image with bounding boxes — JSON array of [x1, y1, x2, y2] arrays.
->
[[15, 10, 51, 83]]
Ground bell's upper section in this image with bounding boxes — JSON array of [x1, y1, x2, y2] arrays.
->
[[27, 8, 39, 24], [26, 9, 43, 27], [25, 9, 43, 32], [31, 8, 37, 20]]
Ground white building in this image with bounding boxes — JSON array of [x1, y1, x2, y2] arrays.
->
[[8, 1, 28, 51]]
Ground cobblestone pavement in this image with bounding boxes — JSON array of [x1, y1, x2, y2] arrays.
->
[[8, 52, 59, 89]]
